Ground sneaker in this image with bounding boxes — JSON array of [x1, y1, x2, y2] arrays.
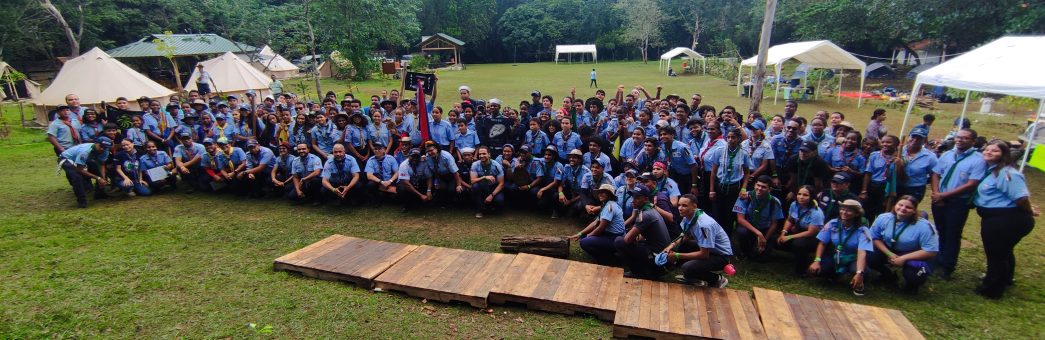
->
[[623, 271, 638, 278], [475, 212, 484, 218], [675, 275, 708, 287], [715, 275, 729, 288], [851, 286, 866, 296], [127, 192, 136, 197], [551, 211, 559, 219]]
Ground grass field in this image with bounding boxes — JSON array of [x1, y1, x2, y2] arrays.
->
[[1, 61, 1042, 338]]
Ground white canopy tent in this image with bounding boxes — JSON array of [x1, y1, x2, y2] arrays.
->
[[900, 36, 1045, 172], [658, 47, 706, 75], [554, 45, 597, 64], [34, 47, 174, 123], [738, 40, 867, 107], [238, 45, 300, 79], [187, 52, 272, 99]]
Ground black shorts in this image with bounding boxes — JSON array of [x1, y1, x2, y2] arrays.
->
[[197, 83, 212, 95]]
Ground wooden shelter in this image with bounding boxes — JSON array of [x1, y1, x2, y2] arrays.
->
[[419, 33, 465, 69]]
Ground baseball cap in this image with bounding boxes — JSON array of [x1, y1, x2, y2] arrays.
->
[[178, 131, 192, 138], [246, 139, 259, 147], [518, 145, 531, 153], [214, 114, 226, 120], [831, 172, 851, 183], [373, 141, 387, 149], [624, 169, 638, 178], [909, 127, 929, 138], [216, 137, 230, 145], [639, 172, 656, 181], [800, 140, 818, 152], [409, 148, 422, 156], [95, 136, 113, 148], [749, 119, 766, 131], [629, 183, 653, 197], [202, 138, 215, 145], [459, 147, 475, 154]]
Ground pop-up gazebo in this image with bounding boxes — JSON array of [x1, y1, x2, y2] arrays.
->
[[900, 36, 1045, 172], [738, 40, 867, 107], [659, 47, 705, 75], [554, 45, 597, 64]]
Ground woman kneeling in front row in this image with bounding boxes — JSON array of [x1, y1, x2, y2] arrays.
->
[[809, 199, 873, 296], [868, 195, 938, 294]]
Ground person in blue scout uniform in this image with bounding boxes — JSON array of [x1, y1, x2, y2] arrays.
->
[[212, 114, 238, 146], [633, 137, 667, 173], [452, 120, 480, 159], [428, 106, 455, 150], [557, 149, 593, 218], [571, 184, 626, 265], [365, 142, 400, 204], [424, 141, 464, 206], [898, 127, 938, 203], [615, 170, 638, 218], [289, 142, 325, 204], [973, 140, 1038, 299], [619, 128, 647, 165], [583, 139, 613, 175], [78, 109, 104, 143], [710, 129, 749, 231], [270, 143, 295, 197], [861, 135, 903, 219], [648, 161, 681, 206], [113, 139, 151, 197], [869, 195, 939, 294], [809, 199, 874, 296], [47, 106, 83, 156], [523, 118, 550, 153], [771, 119, 803, 187], [173, 132, 206, 193], [615, 183, 672, 279], [396, 148, 433, 213], [734, 176, 785, 259], [143, 100, 178, 152], [581, 161, 616, 219], [198, 138, 233, 192], [658, 126, 698, 195], [929, 129, 987, 280], [777, 185, 825, 276], [553, 118, 582, 161], [125, 115, 149, 153], [469, 146, 506, 218], [740, 119, 775, 191], [801, 118, 833, 155], [309, 112, 336, 160], [823, 131, 865, 187], [525, 146, 556, 214], [237, 139, 276, 198], [318, 143, 360, 206], [58, 137, 112, 208], [139, 141, 176, 192], [663, 194, 733, 288]]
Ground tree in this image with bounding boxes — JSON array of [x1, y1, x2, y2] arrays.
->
[[152, 31, 183, 91], [312, 0, 420, 80], [614, 0, 666, 63], [497, 4, 563, 61], [38, 0, 86, 58]]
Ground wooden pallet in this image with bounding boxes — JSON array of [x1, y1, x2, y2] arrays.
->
[[273, 235, 419, 289], [613, 278, 766, 340], [752, 287, 924, 340], [373, 245, 515, 308], [488, 253, 623, 321]]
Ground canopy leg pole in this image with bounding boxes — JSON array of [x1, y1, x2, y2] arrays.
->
[[837, 70, 843, 104], [1019, 99, 1044, 172], [737, 64, 743, 96], [702, 59, 706, 75], [857, 70, 866, 108], [773, 65, 780, 104], [958, 90, 971, 125], [899, 82, 921, 135], [816, 74, 822, 100]]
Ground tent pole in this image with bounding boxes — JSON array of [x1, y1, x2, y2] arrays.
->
[[958, 90, 971, 125], [837, 70, 844, 104], [899, 82, 921, 135], [773, 64, 781, 104], [1019, 99, 1044, 172], [736, 63, 743, 96], [857, 67, 866, 108], [816, 74, 822, 100]]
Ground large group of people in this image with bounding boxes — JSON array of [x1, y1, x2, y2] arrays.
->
[[46, 80, 1037, 299]]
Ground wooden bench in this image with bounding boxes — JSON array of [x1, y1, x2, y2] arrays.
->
[[488, 253, 623, 321], [613, 278, 767, 339], [752, 287, 923, 339], [373, 245, 515, 308], [273, 234, 419, 289]]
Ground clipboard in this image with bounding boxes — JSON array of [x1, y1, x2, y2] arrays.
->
[[146, 166, 169, 182]]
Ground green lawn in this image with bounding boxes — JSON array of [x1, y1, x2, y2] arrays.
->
[[1, 61, 1042, 338]]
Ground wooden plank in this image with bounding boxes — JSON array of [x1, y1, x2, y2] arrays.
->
[[787, 293, 831, 340], [883, 308, 925, 340], [374, 246, 514, 308], [488, 254, 621, 321], [273, 236, 419, 288], [752, 287, 802, 339], [613, 279, 764, 339]]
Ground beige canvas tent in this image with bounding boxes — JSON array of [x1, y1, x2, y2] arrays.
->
[[1, 62, 41, 101], [239, 45, 300, 79], [34, 47, 174, 123], [186, 52, 272, 99]]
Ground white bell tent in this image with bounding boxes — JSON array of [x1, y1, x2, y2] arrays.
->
[[554, 45, 597, 64], [186, 52, 272, 98], [738, 40, 867, 107], [900, 36, 1045, 172], [658, 47, 706, 75]]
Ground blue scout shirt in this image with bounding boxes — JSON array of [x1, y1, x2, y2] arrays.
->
[[173, 143, 206, 165], [139, 151, 173, 170], [213, 123, 238, 143], [698, 137, 725, 172], [79, 122, 104, 142], [634, 150, 668, 171], [712, 145, 748, 185], [143, 111, 178, 138], [771, 135, 803, 171], [453, 130, 480, 150], [320, 155, 358, 181], [310, 123, 337, 154], [741, 137, 774, 172], [369, 124, 393, 146], [817, 220, 874, 255], [598, 200, 626, 235], [344, 125, 369, 148], [125, 127, 149, 147], [683, 210, 734, 256], [900, 147, 938, 187], [292, 153, 324, 177], [932, 147, 987, 196], [245, 147, 276, 170], [823, 147, 866, 174], [426, 150, 459, 176], [787, 202, 825, 231], [60, 143, 106, 166], [560, 164, 592, 192], [870, 213, 939, 254], [470, 160, 505, 181], [47, 118, 83, 150], [801, 132, 833, 154], [863, 150, 897, 185], [974, 166, 1029, 208], [524, 129, 550, 152], [651, 177, 681, 198], [223, 147, 247, 168], [200, 151, 230, 171], [553, 131, 583, 160], [365, 155, 400, 181], [428, 120, 454, 147], [615, 185, 635, 217], [583, 152, 613, 173], [664, 140, 696, 175], [733, 194, 784, 230], [619, 137, 645, 163], [524, 158, 546, 181]]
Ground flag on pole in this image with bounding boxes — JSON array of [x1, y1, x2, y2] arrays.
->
[[416, 79, 430, 142]]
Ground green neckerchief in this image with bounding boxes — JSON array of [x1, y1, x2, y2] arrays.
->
[[748, 194, 771, 228], [939, 147, 974, 192]]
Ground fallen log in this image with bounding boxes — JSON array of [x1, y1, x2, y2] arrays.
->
[[500, 235, 570, 258]]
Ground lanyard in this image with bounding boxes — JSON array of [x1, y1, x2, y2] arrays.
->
[[724, 146, 740, 177], [835, 224, 859, 253], [888, 217, 911, 249], [940, 149, 974, 191], [795, 205, 814, 226]]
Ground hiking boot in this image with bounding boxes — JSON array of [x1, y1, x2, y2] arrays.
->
[[715, 275, 729, 288]]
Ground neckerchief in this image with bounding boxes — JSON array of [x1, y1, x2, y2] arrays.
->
[[940, 148, 974, 191], [62, 118, 82, 144], [748, 195, 771, 228]]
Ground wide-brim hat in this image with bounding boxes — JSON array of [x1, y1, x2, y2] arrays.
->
[[839, 199, 864, 216], [595, 183, 616, 196]]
